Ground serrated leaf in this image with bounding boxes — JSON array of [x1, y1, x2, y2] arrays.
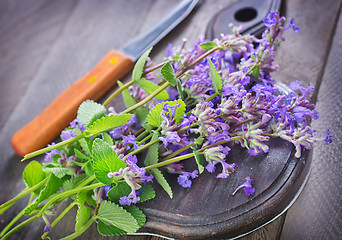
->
[[144, 131, 160, 166], [146, 99, 185, 127], [160, 61, 177, 86], [252, 65, 260, 80], [193, 150, 205, 174], [92, 139, 126, 185], [132, 47, 153, 82], [98, 221, 126, 236], [137, 183, 155, 203], [123, 205, 146, 228], [75, 192, 92, 232], [85, 114, 133, 137], [118, 81, 137, 108], [136, 78, 169, 100], [25, 174, 62, 215], [62, 173, 87, 192], [208, 57, 223, 93], [176, 78, 184, 99], [107, 182, 131, 204], [23, 161, 46, 195], [77, 100, 106, 127], [97, 200, 139, 234], [102, 132, 114, 146], [200, 41, 218, 50], [151, 169, 172, 198]]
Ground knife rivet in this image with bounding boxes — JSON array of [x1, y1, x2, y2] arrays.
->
[[88, 76, 97, 83], [109, 57, 118, 65]]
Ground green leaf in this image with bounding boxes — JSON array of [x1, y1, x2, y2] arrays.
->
[[151, 169, 172, 198], [193, 149, 205, 174], [25, 174, 62, 215], [137, 183, 155, 203], [252, 65, 260, 80], [77, 100, 106, 127], [117, 81, 137, 108], [200, 41, 218, 50], [74, 148, 91, 161], [23, 161, 46, 195], [97, 221, 126, 236], [146, 99, 185, 127], [74, 128, 92, 155], [92, 139, 126, 185], [83, 160, 94, 177], [176, 78, 184, 99], [97, 200, 139, 234], [160, 61, 177, 86], [208, 57, 223, 93], [132, 47, 153, 82], [107, 182, 131, 204], [135, 108, 149, 126], [136, 78, 169, 100], [62, 173, 87, 192], [102, 132, 114, 146], [44, 166, 69, 178], [75, 192, 92, 232], [144, 131, 160, 166], [85, 114, 133, 137], [123, 205, 146, 228]]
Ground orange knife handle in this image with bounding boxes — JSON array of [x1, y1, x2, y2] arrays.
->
[[12, 50, 134, 157]]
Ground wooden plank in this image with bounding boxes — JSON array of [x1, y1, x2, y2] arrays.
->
[[280, 6, 342, 240]]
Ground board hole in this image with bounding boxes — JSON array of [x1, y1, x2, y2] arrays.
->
[[234, 7, 257, 22]]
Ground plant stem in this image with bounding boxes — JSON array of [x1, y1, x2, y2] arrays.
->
[[21, 134, 85, 161], [121, 81, 170, 114], [199, 136, 244, 152], [145, 153, 194, 171], [103, 80, 134, 107], [37, 182, 103, 218], [1, 215, 40, 240], [129, 138, 159, 156], [41, 201, 77, 239], [205, 91, 219, 102], [59, 216, 96, 240], [162, 142, 196, 161], [0, 194, 33, 237], [0, 176, 49, 213]]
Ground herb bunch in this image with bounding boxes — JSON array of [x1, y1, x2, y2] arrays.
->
[[0, 12, 332, 240]]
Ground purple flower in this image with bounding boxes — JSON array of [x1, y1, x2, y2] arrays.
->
[[103, 185, 112, 197], [43, 222, 52, 233], [263, 11, 278, 27], [286, 18, 301, 33], [61, 129, 77, 141], [233, 177, 255, 196], [44, 143, 62, 162], [159, 131, 181, 148], [119, 195, 132, 206], [70, 118, 85, 132], [324, 129, 333, 145], [177, 170, 198, 188], [217, 161, 235, 178], [205, 163, 216, 173]]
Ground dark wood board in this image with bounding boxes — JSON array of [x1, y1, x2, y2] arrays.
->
[[0, 0, 341, 239]]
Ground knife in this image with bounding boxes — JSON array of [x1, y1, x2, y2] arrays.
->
[[11, 0, 199, 157]]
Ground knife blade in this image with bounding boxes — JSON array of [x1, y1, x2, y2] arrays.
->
[[11, 0, 199, 157]]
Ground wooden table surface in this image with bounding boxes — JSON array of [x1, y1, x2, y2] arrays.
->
[[0, 0, 341, 239]]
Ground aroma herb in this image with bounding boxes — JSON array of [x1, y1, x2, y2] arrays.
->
[[0, 12, 332, 240]]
